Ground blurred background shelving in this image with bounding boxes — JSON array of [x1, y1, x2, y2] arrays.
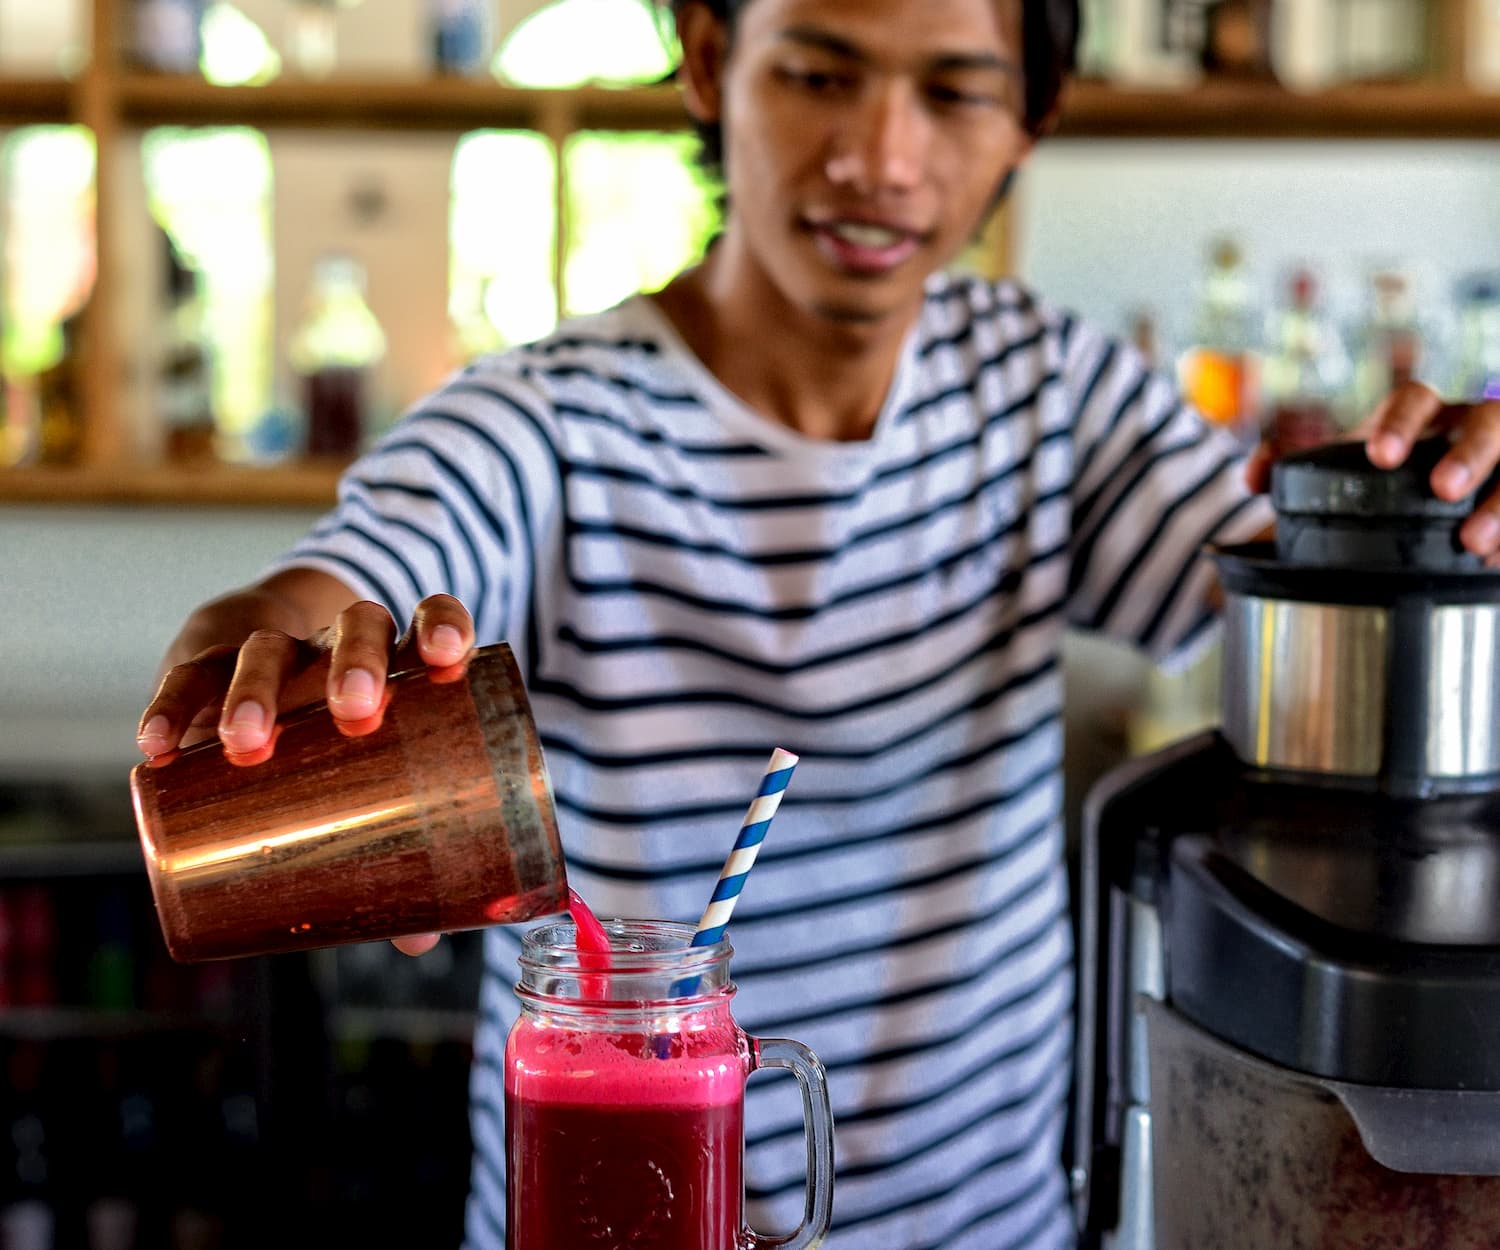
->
[[0, 0, 1496, 505]]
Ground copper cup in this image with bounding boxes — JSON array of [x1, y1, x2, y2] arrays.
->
[[131, 642, 567, 962]]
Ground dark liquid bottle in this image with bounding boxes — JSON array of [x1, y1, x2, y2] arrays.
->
[[289, 253, 386, 461], [1261, 267, 1348, 456], [303, 366, 366, 458]]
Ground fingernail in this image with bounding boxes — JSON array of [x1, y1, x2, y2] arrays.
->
[[1372, 433, 1405, 466], [222, 701, 267, 741], [137, 715, 170, 750], [430, 624, 463, 657], [1467, 514, 1500, 551], [1438, 460, 1473, 496], [333, 667, 377, 715]]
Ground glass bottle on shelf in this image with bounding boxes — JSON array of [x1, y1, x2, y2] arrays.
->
[[430, 0, 491, 75], [1178, 236, 1259, 446], [1271, 0, 1339, 90], [160, 238, 219, 465], [1083, 0, 1206, 86], [286, 0, 338, 78], [85, 888, 138, 1013], [1260, 266, 1350, 455], [288, 252, 387, 459], [10, 885, 58, 1008], [1127, 305, 1162, 369], [131, 0, 206, 73], [1471, 0, 1500, 90], [1334, 0, 1428, 83], [1452, 273, 1500, 402], [1349, 267, 1425, 419], [1202, 0, 1274, 79], [34, 312, 84, 467], [286, 0, 370, 78]]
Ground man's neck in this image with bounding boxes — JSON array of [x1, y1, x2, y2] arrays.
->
[[651, 251, 921, 443]]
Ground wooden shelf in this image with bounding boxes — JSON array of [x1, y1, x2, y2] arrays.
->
[[1058, 79, 1500, 140], [100, 76, 1500, 141], [118, 76, 688, 133], [0, 461, 344, 508], [5, 72, 1495, 142], [0, 76, 73, 126]]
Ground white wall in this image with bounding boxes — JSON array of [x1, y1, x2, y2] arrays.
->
[[0, 505, 322, 776], [1014, 139, 1500, 366]]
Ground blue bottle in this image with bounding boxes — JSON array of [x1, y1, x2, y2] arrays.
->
[[430, 0, 490, 76]]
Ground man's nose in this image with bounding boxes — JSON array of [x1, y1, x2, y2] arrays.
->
[[824, 81, 928, 193]]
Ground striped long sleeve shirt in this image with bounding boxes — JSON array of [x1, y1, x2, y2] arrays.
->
[[267, 271, 1272, 1250]]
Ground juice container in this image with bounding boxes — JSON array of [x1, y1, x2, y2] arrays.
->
[[505, 918, 835, 1250]]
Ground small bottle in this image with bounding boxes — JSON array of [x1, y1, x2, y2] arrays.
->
[[1271, 0, 1340, 90], [11, 886, 57, 1009], [1179, 237, 1259, 446], [1349, 268, 1425, 420], [288, 253, 387, 459], [1202, 0, 1274, 79], [1452, 273, 1500, 403], [86, 889, 138, 1012], [131, 0, 205, 73], [1470, 0, 1500, 90], [160, 239, 218, 464], [34, 312, 84, 467], [1334, 0, 1428, 84], [430, 0, 492, 76], [287, 0, 339, 79], [0, 890, 13, 1007], [1127, 306, 1161, 369], [1260, 267, 1349, 455], [1096, 0, 1206, 86]]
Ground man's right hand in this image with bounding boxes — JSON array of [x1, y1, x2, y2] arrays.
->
[[135, 569, 476, 763], [135, 572, 476, 960]]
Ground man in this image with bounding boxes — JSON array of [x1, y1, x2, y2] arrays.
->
[[136, 0, 1500, 1245]]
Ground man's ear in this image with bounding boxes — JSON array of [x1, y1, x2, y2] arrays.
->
[[676, 2, 730, 124]]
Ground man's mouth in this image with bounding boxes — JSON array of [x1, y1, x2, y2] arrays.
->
[[809, 217, 924, 275]]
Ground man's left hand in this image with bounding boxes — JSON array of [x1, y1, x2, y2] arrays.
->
[[1246, 382, 1500, 561], [1363, 381, 1500, 560]]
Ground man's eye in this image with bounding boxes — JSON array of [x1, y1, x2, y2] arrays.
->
[[928, 82, 1004, 109], [777, 66, 855, 93]]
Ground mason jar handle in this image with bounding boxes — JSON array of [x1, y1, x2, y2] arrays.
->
[[746, 1037, 836, 1249]]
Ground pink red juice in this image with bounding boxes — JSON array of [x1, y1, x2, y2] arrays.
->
[[505, 937, 748, 1249], [568, 888, 611, 1000], [568, 888, 610, 955]]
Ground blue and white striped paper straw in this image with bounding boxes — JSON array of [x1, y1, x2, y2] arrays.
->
[[656, 749, 799, 1053], [690, 747, 799, 948]]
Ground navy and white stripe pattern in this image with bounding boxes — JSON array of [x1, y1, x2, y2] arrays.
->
[[266, 272, 1272, 1250]]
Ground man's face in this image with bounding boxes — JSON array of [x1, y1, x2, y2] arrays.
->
[[690, 0, 1033, 328]]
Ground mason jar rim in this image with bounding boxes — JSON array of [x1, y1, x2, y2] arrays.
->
[[518, 917, 733, 976]]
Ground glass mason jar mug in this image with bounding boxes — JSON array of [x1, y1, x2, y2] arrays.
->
[[505, 919, 836, 1250]]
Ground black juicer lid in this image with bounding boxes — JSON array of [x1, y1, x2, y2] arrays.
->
[[1272, 435, 1499, 571]]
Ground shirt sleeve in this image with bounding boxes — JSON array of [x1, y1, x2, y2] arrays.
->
[[259, 364, 563, 648], [1061, 318, 1273, 667]]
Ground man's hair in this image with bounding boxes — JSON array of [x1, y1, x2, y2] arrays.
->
[[666, 0, 1080, 176]]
